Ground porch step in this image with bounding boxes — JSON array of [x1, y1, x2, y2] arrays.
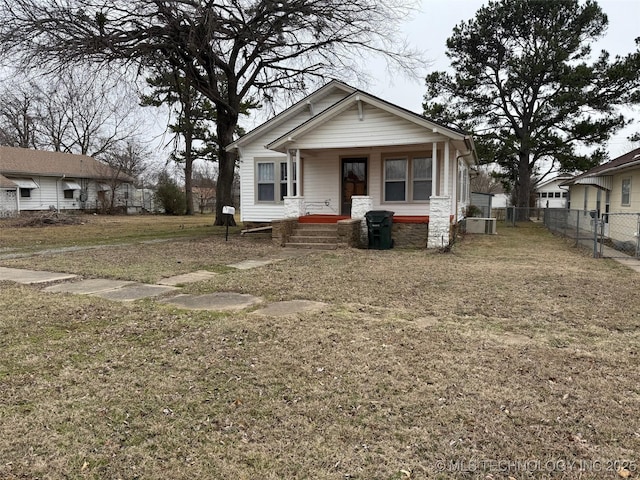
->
[[293, 223, 338, 232], [285, 242, 338, 250], [284, 222, 339, 250], [288, 235, 337, 244]]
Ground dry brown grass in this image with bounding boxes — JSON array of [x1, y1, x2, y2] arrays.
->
[[1, 221, 639, 479]]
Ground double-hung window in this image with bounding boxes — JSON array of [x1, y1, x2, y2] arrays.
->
[[383, 156, 432, 203], [412, 157, 432, 201], [256, 160, 298, 203], [621, 178, 631, 206], [384, 158, 407, 201], [257, 162, 275, 202], [279, 161, 297, 200]]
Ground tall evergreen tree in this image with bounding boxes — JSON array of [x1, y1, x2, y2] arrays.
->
[[423, 0, 640, 210]]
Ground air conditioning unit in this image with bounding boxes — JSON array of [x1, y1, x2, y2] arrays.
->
[[465, 217, 497, 234]]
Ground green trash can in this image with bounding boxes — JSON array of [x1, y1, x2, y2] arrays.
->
[[365, 210, 394, 249]]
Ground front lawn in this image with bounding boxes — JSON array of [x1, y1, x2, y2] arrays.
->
[[1, 222, 638, 479]]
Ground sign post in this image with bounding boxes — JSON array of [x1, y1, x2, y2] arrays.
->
[[222, 206, 235, 241]]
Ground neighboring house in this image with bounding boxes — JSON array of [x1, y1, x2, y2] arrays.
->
[[535, 174, 573, 208], [226, 80, 478, 248], [0, 146, 136, 215], [562, 146, 640, 246], [0, 173, 19, 217]]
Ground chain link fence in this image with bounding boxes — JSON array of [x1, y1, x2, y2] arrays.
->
[[542, 208, 640, 258]]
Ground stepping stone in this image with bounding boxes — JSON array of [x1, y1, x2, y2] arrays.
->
[[227, 259, 279, 270], [160, 292, 262, 311], [91, 284, 178, 302], [251, 300, 327, 317], [0, 266, 77, 284], [157, 270, 218, 286], [45, 278, 134, 294]]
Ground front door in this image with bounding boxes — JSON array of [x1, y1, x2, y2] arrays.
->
[[341, 158, 367, 216]]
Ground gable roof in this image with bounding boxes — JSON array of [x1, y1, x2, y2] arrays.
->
[[535, 173, 574, 190], [226, 80, 356, 151], [227, 80, 477, 162], [266, 90, 470, 149], [0, 146, 133, 182]]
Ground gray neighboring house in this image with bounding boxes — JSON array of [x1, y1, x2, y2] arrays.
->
[[0, 146, 136, 216]]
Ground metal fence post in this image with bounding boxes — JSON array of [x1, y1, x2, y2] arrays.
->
[[592, 215, 599, 258], [575, 212, 580, 246], [636, 214, 640, 258]]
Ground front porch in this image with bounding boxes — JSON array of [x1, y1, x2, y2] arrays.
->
[[272, 212, 440, 249]]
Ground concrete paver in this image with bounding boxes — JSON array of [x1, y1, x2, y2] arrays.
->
[[160, 292, 262, 311], [92, 284, 179, 302], [227, 259, 280, 270], [0, 266, 77, 284], [44, 278, 135, 294], [251, 300, 328, 317], [157, 270, 218, 286]]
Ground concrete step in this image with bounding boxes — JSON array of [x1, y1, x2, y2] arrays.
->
[[285, 242, 338, 250], [294, 223, 338, 232], [289, 235, 338, 244]]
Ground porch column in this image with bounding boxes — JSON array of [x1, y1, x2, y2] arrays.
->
[[351, 195, 373, 247], [287, 149, 294, 198], [443, 141, 450, 196], [427, 195, 452, 249], [295, 148, 301, 196], [431, 142, 438, 197]]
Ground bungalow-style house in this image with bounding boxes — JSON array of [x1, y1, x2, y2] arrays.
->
[[0, 146, 136, 216], [227, 80, 478, 248], [535, 174, 573, 209], [562, 146, 640, 246]]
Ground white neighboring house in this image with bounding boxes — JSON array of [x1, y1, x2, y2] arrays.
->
[[0, 146, 136, 216], [226, 80, 478, 248], [535, 174, 573, 209]]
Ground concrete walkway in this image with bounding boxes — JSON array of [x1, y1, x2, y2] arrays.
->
[[0, 257, 327, 317]]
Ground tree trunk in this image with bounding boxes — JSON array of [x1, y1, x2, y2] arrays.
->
[[184, 130, 194, 215], [214, 109, 238, 226], [516, 150, 531, 221], [183, 88, 194, 216]]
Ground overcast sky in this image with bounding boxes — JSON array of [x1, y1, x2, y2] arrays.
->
[[364, 0, 640, 157]]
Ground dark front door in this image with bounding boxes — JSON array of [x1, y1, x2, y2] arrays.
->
[[341, 158, 367, 216]]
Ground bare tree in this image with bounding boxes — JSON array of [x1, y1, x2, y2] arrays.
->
[[0, 0, 422, 224], [99, 139, 149, 212], [192, 162, 217, 214], [43, 70, 143, 158], [0, 81, 41, 148], [470, 165, 504, 195], [0, 68, 146, 159]]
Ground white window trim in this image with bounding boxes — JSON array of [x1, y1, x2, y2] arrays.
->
[[382, 155, 432, 204], [621, 178, 631, 206], [255, 158, 297, 204]]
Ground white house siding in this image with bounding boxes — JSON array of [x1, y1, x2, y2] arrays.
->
[[300, 152, 341, 215], [610, 171, 640, 213], [294, 103, 442, 150], [6, 176, 134, 213], [238, 148, 287, 221], [536, 179, 569, 208]]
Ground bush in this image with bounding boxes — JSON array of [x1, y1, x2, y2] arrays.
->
[[154, 174, 186, 215]]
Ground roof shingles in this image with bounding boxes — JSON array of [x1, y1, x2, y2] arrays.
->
[[0, 146, 131, 181]]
